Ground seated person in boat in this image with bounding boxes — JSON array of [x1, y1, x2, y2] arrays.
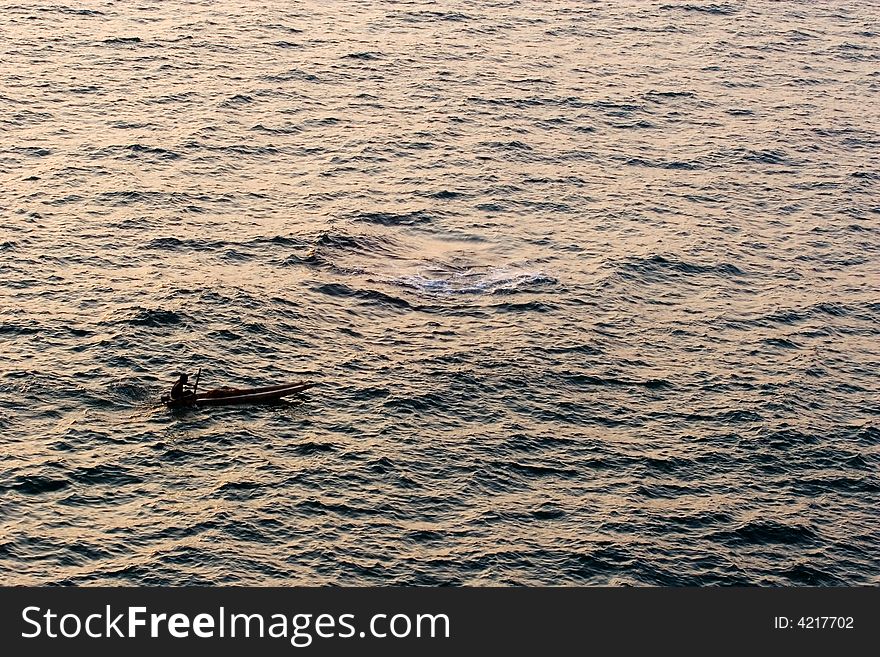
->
[[170, 373, 189, 402]]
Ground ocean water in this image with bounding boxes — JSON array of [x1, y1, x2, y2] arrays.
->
[[1, 0, 878, 586]]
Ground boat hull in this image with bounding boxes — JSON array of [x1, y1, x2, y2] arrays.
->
[[163, 381, 316, 408]]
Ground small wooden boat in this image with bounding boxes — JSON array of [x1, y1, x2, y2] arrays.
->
[[162, 381, 316, 409]]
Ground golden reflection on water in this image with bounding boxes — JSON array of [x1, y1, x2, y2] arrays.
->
[[0, 1, 878, 585]]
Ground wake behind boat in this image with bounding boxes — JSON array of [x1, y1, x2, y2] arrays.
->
[[162, 380, 317, 409]]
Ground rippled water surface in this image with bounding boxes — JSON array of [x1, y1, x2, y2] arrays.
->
[[2, 0, 879, 585]]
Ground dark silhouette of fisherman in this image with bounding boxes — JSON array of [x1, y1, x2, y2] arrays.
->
[[170, 373, 189, 402]]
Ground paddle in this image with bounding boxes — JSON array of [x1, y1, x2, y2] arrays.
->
[[190, 367, 201, 404]]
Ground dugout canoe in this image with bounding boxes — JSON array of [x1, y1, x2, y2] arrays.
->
[[162, 381, 316, 408]]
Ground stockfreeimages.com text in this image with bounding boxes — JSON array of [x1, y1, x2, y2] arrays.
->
[[22, 606, 451, 647]]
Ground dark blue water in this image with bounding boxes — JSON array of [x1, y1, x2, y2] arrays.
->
[[1, 0, 878, 585]]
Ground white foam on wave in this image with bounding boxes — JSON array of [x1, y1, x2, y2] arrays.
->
[[389, 267, 557, 295]]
